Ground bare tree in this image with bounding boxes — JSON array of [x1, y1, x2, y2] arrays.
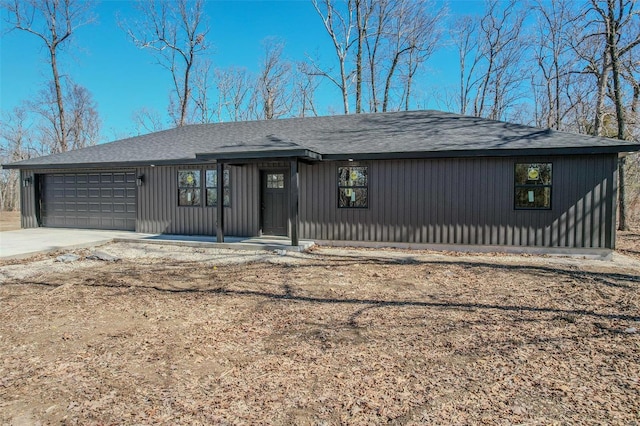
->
[[590, 0, 640, 140], [578, 0, 640, 230], [450, 15, 482, 115], [124, 0, 209, 127], [392, 0, 445, 112], [192, 59, 215, 123], [474, 0, 526, 120], [0, 106, 38, 211], [293, 63, 321, 117], [531, 0, 580, 130], [310, 0, 355, 114], [363, 0, 391, 112], [132, 107, 165, 135], [32, 80, 101, 153], [213, 66, 254, 122], [3, 0, 95, 152], [256, 38, 294, 120]]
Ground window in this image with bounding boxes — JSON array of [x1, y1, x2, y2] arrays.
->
[[205, 169, 230, 207], [178, 170, 201, 206], [338, 166, 368, 208], [266, 173, 284, 189], [514, 163, 552, 209]]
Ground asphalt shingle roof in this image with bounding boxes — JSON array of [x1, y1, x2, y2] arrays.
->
[[6, 110, 640, 169]]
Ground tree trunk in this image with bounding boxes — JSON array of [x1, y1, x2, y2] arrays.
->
[[340, 59, 349, 114], [180, 54, 193, 126], [619, 156, 629, 231], [50, 47, 67, 152], [382, 52, 401, 112], [355, 0, 363, 113], [593, 65, 610, 136], [607, 8, 625, 140]]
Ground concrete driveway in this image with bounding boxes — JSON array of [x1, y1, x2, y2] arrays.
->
[[0, 229, 314, 260], [0, 228, 154, 260]]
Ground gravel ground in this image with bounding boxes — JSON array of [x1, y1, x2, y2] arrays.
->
[[1, 242, 639, 425]]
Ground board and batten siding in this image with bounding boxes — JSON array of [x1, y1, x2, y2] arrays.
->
[[299, 155, 618, 249], [136, 163, 260, 236], [20, 170, 38, 228]]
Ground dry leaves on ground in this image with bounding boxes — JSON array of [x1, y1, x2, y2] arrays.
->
[[1, 242, 639, 425]]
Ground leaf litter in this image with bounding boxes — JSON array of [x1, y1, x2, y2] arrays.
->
[[0, 241, 639, 424]]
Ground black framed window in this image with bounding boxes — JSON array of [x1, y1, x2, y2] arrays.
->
[[205, 169, 231, 207], [338, 166, 368, 208], [178, 170, 201, 206], [514, 163, 552, 209]]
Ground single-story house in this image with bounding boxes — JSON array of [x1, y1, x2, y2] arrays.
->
[[5, 110, 640, 250]]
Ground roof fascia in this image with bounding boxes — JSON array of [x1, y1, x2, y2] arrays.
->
[[1, 158, 210, 170], [322, 145, 640, 161]]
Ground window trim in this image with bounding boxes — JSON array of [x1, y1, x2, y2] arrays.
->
[[205, 169, 231, 207], [514, 162, 552, 210], [337, 165, 369, 209], [177, 169, 202, 207]]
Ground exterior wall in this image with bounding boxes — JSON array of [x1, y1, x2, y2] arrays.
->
[[18, 154, 618, 249], [299, 155, 618, 249], [20, 170, 39, 228], [136, 163, 282, 236]]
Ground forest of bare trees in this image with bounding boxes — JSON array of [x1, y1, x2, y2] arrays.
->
[[1, 0, 639, 228]]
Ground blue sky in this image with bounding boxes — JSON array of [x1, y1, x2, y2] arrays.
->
[[1, 0, 485, 141]]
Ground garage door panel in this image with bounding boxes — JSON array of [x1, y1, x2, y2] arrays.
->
[[42, 172, 136, 231], [113, 203, 126, 213]]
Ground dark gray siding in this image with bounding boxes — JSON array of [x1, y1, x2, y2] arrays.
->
[[18, 155, 618, 249], [136, 164, 261, 236], [299, 155, 618, 248], [20, 170, 38, 228]]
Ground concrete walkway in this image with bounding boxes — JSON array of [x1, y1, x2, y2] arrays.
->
[[0, 228, 314, 260]]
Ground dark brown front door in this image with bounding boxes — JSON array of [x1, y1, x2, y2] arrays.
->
[[261, 170, 288, 235]]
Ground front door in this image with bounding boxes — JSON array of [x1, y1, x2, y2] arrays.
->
[[261, 170, 288, 235]]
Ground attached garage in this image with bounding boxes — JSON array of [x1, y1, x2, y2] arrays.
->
[[7, 110, 640, 250], [40, 171, 137, 231]]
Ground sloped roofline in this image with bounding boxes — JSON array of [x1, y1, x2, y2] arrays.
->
[[4, 110, 640, 170]]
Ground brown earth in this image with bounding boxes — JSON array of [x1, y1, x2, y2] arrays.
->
[[0, 240, 639, 425], [0, 210, 21, 231]]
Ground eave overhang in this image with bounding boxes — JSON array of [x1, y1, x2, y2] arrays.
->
[[322, 144, 640, 161], [0, 158, 210, 170], [195, 148, 323, 162], [3, 144, 638, 170]]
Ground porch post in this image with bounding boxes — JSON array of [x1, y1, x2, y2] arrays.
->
[[216, 162, 225, 243], [290, 158, 299, 246]]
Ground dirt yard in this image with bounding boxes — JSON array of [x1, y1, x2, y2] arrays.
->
[[0, 210, 21, 231], [1, 240, 639, 425]]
